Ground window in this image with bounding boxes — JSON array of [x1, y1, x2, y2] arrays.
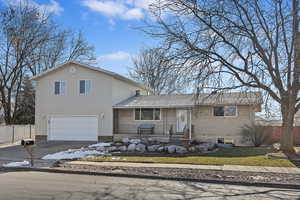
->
[[135, 108, 160, 120], [217, 138, 234, 144], [79, 80, 91, 95], [213, 106, 237, 116], [54, 81, 65, 95]]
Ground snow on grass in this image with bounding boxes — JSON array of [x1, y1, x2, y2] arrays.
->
[[42, 149, 110, 160], [4, 160, 30, 167], [88, 143, 111, 148]]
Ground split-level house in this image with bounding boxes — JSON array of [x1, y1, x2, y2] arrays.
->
[[31, 61, 263, 146]]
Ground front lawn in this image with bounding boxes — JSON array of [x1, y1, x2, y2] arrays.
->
[[83, 147, 296, 167]]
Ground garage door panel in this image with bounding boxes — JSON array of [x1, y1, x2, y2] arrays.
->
[[49, 116, 98, 141]]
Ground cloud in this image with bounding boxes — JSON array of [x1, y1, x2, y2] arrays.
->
[[99, 51, 131, 61], [81, 0, 153, 21], [123, 8, 144, 20], [5, 0, 63, 15]]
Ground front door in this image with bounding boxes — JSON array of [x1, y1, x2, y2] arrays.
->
[[176, 110, 188, 133]]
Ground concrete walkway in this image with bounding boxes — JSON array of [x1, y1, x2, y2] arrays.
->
[[66, 161, 300, 174]]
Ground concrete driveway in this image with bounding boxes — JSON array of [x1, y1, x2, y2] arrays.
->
[[0, 141, 94, 166]]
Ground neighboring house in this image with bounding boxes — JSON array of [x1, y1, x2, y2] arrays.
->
[[32, 61, 263, 146]]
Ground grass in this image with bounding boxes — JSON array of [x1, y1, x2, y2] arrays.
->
[[83, 147, 297, 168]]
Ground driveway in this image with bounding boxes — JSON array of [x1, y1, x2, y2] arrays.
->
[[0, 141, 94, 166], [0, 171, 299, 200]]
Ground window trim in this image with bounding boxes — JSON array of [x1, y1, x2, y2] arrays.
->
[[79, 79, 92, 96], [54, 80, 66, 96], [133, 108, 162, 121], [212, 105, 238, 117]]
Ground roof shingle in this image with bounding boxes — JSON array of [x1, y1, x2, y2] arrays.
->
[[113, 92, 263, 108]]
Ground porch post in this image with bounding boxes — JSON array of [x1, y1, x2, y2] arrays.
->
[[189, 109, 192, 140]]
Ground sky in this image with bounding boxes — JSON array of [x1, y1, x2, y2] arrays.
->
[[2, 0, 159, 76]]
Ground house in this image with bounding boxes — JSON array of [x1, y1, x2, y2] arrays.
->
[[32, 61, 263, 146]]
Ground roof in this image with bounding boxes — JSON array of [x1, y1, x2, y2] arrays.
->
[[30, 61, 151, 92], [113, 92, 263, 109]]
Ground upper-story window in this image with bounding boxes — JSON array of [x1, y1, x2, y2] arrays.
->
[[54, 81, 65, 96], [213, 106, 237, 117], [79, 80, 91, 95]]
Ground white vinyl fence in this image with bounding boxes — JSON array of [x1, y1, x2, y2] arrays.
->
[[0, 125, 35, 144]]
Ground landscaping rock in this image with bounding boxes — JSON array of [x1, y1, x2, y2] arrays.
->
[[96, 146, 106, 152], [147, 145, 160, 152], [114, 142, 123, 146], [157, 146, 165, 152], [118, 146, 127, 152], [195, 144, 208, 152], [141, 138, 148, 144], [130, 139, 141, 144], [122, 138, 130, 144], [128, 144, 136, 152], [167, 145, 177, 153], [135, 144, 146, 152], [188, 146, 197, 152], [107, 146, 118, 152], [207, 143, 216, 150], [175, 146, 187, 154]]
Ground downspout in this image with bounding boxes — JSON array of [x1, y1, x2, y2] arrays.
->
[[189, 109, 192, 140]]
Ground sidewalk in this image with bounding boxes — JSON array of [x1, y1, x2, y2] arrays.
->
[[65, 161, 300, 174]]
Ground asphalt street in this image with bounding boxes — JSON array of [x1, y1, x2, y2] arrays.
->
[[0, 171, 299, 200]]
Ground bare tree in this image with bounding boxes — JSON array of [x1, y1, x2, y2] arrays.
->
[[129, 47, 187, 94], [0, 1, 95, 124], [144, 0, 300, 152], [0, 2, 54, 124], [26, 30, 95, 75]]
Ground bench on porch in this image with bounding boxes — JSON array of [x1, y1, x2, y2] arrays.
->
[[138, 124, 155, 135]]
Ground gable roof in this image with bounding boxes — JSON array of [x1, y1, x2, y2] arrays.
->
[[31, 61, 151, 92], [113, 92, 263, 108]]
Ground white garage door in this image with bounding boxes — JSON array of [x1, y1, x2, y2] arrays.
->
[[48, 116, 98, 141]]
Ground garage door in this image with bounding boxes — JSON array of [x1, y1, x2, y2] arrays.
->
[[48, 116, 98, 141]]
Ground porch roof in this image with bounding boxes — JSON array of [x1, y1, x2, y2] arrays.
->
[[113, 92, 263, 109]]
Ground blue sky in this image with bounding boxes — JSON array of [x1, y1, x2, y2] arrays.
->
[[3, 0, 159, 76]]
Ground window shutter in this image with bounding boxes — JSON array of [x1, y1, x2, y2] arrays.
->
[[60, 81, 66, 95], [86, 80, 91, 94]]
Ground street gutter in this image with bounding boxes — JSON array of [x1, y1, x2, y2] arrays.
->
[[1, 165, 300, 190]]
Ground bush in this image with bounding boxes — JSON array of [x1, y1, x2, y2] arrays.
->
[[241, 124, 269, 147]]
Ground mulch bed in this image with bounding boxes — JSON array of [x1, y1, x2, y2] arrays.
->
[[59, 162, 300, 186]]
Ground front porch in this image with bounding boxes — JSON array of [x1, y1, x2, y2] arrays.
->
[[113, 108, 193, 142]]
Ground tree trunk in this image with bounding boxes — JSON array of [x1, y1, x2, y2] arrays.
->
[[280, 100, 295, 152]]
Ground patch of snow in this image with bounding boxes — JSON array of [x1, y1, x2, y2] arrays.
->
[[42, 149, 109, 160], [88, 143, 111, 148], [4, 160, 30, 167], [129, 139, 141, 144]]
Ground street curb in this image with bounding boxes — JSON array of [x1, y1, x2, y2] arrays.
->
[[1, 166, 300, 190]]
